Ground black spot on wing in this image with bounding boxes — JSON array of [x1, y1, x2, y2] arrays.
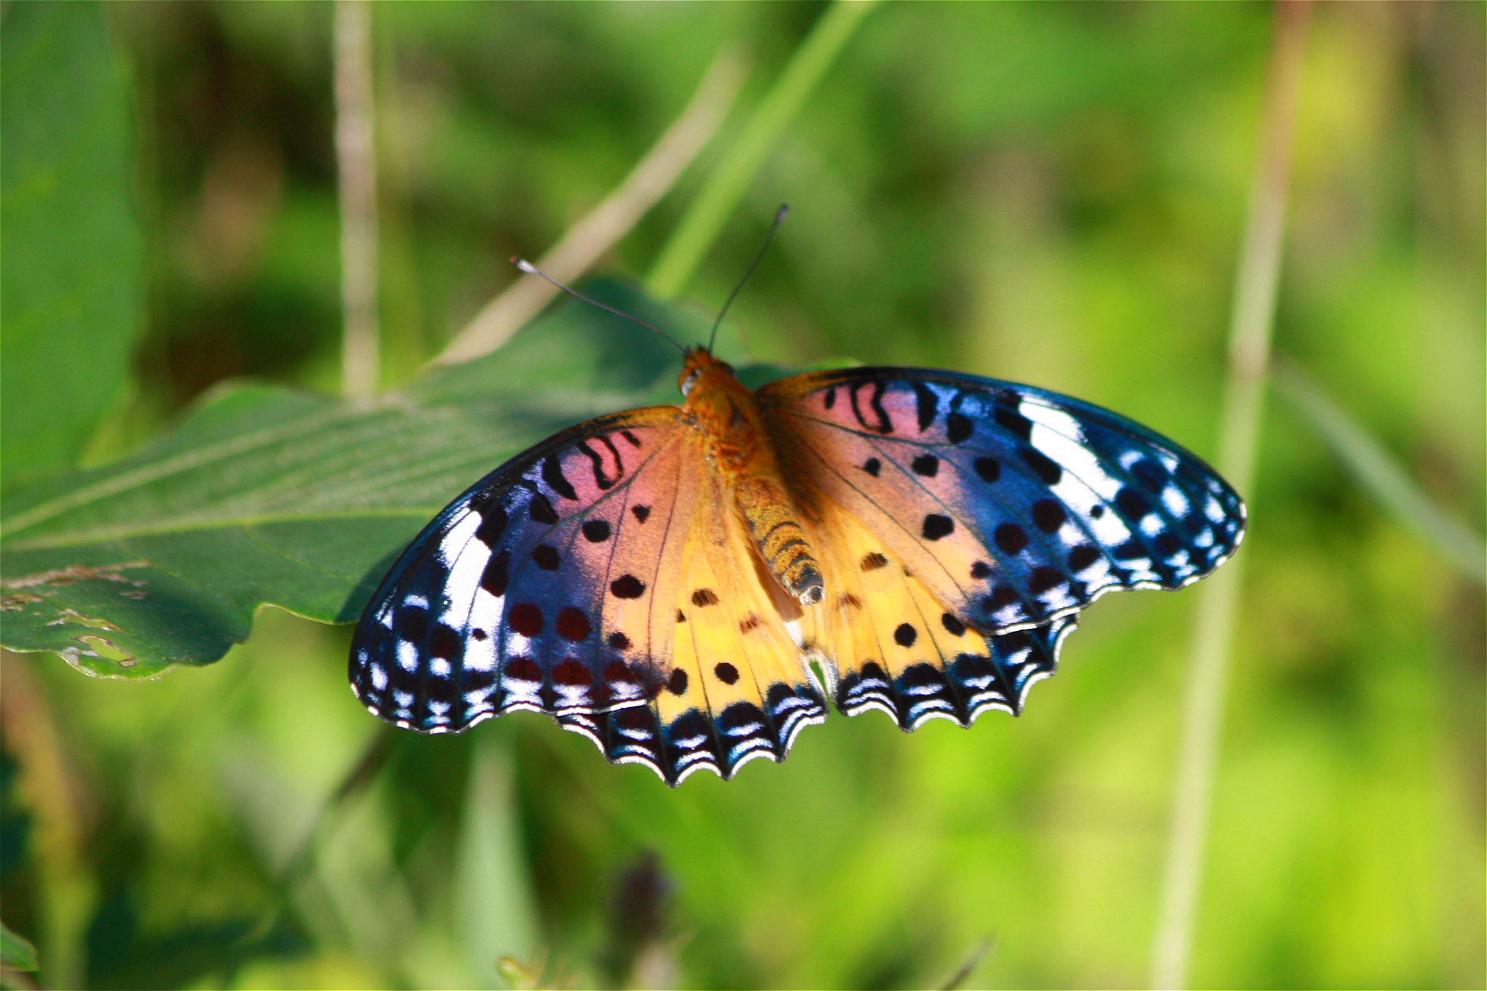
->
[[1020, 447, 1062, 485], [945, 412, 973, 444], [922, 514, 954, 540], [475, 505, 508, 547], [577, 438, 621, 490], [849, 380, 893, 434], [480, 551, 510, 596], [542, 456, 577, 501], [528, 494, 558, 525], [912, 382, 939, 431], [993, 406, 1032, 441], [610, 575, 646, 598]]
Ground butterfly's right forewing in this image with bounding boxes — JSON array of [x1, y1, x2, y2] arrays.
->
[[761, 368, 1246, 633], [350, 407, 697, 733]]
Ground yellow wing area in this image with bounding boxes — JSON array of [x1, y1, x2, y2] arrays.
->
[[559, 443, 828, 785], [799, 495, 1072, 729]]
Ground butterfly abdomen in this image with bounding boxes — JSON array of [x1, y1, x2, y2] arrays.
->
[[733, 475, 824, 605], [681, 349, 826, 606]]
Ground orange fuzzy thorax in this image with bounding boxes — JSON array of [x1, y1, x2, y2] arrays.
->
[[679, 349, 825, 605]]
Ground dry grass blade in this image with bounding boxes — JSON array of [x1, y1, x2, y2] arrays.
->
[[1151, 2, 1311, 987], [334, 0, 381, 397], [434, 50, 746, 367]]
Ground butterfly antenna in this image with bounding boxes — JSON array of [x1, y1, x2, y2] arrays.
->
[[512, 258, 687, 354], [707, 202, 789, 353]]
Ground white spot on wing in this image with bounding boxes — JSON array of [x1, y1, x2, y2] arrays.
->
[[440, 537, 489, 625], [1161, 486, 1190, 517], [465, 634, 496, 672], [437, 511, 481, 567], [1022, 401, 1085, 443], [471, 588, 504, 637], [1030, 418, 1120, 501], [1087, 505, 1131, 545]]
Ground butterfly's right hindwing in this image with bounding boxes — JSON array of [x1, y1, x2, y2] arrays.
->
[[349, 407, 693, 733]]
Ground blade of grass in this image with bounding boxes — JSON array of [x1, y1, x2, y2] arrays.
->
[[457, 744, 538, 987], [435, 49, 746, 367], [645, 0, 879, 299], [1276, 359, 1485, 585], [1150, 3, 1310, 987], [334, 0, 381, 397]]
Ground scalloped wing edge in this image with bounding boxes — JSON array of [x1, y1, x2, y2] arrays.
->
[[556, 678, 828, 786], [833, 615, 1077, 730]]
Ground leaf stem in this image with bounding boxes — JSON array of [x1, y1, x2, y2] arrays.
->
[[1150, 3, 1310, 987], [645, 0, 878, 299]]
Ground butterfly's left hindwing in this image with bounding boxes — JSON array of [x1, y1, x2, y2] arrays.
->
[[349, 407, 695, 733], [761, 368, 1246, 636]]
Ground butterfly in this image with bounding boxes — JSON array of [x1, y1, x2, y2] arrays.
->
[[349, 233, 1245, 786]]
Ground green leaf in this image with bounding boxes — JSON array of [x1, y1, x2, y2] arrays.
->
[[0, 284, 700, 677], [0, 921, 38, 972], [1, 3, 144, 489]]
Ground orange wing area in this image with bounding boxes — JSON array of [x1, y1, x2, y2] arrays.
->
[[797, 495, 1073, 728], [559, 436, 828, 785]]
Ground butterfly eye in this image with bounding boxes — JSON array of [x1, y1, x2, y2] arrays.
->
[[680, 368, 701, 397]]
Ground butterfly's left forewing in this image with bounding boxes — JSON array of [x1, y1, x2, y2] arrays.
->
[[350, 407, 698, 733]]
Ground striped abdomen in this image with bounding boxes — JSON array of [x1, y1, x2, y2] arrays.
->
[[734, 476, 824, 605]]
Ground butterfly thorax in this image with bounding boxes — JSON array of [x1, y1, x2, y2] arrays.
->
[[680, 349, 825, 605]]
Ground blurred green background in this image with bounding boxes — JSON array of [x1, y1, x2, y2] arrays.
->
[[2, 2, 1483, 988]]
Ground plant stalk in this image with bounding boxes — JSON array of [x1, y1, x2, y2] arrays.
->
[[1150, 3, 1310, 987]]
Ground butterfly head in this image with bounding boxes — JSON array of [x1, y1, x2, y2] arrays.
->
[[678, 347, 737, 398]]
